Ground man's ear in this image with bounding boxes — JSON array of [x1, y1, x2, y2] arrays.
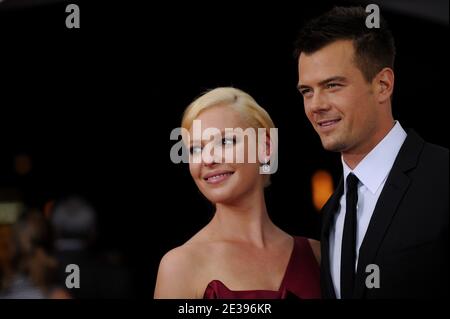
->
[[375, 67, 394, 103]]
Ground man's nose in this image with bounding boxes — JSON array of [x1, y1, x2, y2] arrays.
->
[[310, 92, 331, 113]]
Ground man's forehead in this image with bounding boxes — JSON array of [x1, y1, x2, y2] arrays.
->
[[300, 40, 354, 64], [298, 40, 355, 83]]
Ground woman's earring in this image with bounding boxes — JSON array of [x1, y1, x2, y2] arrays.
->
[[261, 159, 271, 174]]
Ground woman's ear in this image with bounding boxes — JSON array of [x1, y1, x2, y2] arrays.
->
[[258, 131, 271, 164], [375, 67, 395, 104]]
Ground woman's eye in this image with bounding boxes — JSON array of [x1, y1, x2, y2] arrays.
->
[[190, 145, 202, 154], [222, 137, 236, 146]]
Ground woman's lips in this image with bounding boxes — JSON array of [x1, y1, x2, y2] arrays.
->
[[203, 171, 234, 184]]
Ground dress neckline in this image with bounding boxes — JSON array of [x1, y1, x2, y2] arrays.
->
[[205, 236, 297, 293]]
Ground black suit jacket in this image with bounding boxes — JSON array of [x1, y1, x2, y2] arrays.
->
[[321, 130, 449, 299]]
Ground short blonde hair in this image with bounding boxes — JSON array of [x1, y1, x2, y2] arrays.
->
[[181, 87, 275, 132]]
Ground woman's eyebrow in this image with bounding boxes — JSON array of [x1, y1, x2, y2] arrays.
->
[[189, 130, 225, 146]]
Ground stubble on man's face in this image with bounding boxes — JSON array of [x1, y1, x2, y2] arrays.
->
[[298, 40, 377, 156]]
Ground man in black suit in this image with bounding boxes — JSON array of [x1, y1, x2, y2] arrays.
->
[[295, 6, 448, 298]]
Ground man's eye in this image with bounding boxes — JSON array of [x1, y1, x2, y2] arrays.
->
[[190, 145, 202, 154], [300, 89, 312, 96], [327, 83, 340, 89]]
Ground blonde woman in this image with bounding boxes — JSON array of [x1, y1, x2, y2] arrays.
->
[[155, 87, 320, 299]]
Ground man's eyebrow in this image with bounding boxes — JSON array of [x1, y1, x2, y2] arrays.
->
[[297, 76, 347, 90], [318, 76, 347, 86]]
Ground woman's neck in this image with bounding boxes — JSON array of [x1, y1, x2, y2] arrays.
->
[[210, 189, 279, 248]]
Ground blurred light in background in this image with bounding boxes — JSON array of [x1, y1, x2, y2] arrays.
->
[[0, 201, 23, 224], [43, 199, 55, 219], [311, 169, 334, 212], [15, 153, 32, 176], [0, 200, 23, 267]]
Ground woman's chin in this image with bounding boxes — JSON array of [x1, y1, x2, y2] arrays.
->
[[205, 191, 236, 205]]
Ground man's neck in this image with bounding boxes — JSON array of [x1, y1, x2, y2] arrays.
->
[[342, 120, 395, 170]]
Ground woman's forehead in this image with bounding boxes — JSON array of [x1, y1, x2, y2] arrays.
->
[[191, 104, 247, 130]]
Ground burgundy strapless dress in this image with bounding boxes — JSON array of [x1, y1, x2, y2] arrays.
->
[[203, 236, 321, 299]]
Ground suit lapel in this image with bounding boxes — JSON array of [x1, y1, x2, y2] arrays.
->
[[353, 130, 424, 298], [321, 177, 343, 299]]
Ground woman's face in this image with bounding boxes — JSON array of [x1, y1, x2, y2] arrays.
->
[[186, 104, 266, 205]]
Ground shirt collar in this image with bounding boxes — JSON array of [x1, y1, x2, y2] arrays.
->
[[342, 121, 407, 194]]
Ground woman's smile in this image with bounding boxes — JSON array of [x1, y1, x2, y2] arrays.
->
[[203, 170, 235, 185]]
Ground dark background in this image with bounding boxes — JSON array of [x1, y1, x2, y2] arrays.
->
[[0, 0, 448, 298]]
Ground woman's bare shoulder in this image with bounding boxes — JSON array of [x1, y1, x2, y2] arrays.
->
[[154, 235, 213, 299]]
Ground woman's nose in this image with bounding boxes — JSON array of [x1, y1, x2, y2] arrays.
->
[[202, 148, 220, 167]]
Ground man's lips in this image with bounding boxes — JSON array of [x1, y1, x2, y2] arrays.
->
[[317, 118, 341, 127], [316, 118, 341, 132], [203, 170, 235, 184]]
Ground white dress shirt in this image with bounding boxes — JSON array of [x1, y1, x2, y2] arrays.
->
[[329, 121, 407, 298]]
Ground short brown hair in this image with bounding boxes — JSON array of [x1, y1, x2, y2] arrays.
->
[[294, 6, 396, 82]]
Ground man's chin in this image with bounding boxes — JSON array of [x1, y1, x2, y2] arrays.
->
[[321, 138, 346, 153]]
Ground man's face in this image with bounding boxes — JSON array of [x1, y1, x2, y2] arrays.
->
[[298, 40, 379, 155]]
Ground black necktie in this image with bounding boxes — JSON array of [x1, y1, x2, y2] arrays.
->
[[340, 173, 359, 299]]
